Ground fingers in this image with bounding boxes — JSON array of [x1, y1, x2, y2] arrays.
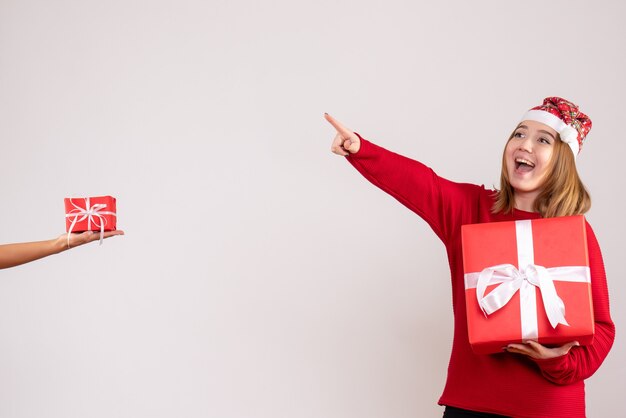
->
[[103, 230, 125, 238], [504, 343, 534, 357], [330, 133, 349, 156], [504, 340, 580, 359], [324, 113, 353, 137], [65, 230, 125, 248], [527, 340, 578, 356], [86, 230, 125, 242]]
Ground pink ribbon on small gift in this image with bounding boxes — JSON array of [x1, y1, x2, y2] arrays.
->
[[464, 220, 590, 341], [65, 197, 116, 247]]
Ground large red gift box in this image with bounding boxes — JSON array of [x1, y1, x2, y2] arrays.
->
[[64, 196, 117, 234], [461, 215, 594, 354]]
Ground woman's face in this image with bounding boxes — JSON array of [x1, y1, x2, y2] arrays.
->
[[505, 120, 558, 201]]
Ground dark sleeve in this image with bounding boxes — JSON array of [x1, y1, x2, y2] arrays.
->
[[346, 134, 484, 244], [532, 222, 615, 385]]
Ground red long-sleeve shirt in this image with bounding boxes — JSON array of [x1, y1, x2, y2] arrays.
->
[[346, 135, 615, 418]]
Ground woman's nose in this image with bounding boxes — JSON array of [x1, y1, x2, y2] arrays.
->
[[518, 137, 533, 152]]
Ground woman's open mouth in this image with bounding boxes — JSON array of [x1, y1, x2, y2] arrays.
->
[[515, 157, 535, 173]]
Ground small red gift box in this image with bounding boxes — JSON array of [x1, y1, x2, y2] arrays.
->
[[461, 215, 594, 354], [64, 196, 117, 234]]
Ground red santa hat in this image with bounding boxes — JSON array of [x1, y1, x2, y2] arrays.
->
[[519, 97, 592, 158]]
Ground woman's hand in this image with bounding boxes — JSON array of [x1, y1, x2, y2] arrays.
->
[[505, 340, 579, 360], [60, 230, 125, 250], [325, 113, 361, 156]]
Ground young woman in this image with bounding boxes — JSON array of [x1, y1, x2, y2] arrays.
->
[[0, 230, 124, 270], [325, 97, 615, 418]]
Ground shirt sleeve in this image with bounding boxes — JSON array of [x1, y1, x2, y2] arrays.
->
[[346, 134, 484, 244], [531, 221, 615, 385]]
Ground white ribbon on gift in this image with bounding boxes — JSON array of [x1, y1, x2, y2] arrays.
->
[[464, 220, 590, 341], [65, 197, 117, 247]]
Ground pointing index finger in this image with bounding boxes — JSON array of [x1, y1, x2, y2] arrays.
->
[[324, 113, 353, 137]]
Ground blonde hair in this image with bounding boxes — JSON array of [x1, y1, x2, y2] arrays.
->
[[492, 130, 591, 218]]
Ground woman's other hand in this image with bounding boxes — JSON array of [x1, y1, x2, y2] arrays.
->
[[505, 340, 580, 360]]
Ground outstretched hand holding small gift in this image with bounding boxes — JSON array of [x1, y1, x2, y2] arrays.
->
[[0, 229, 124, 270], [0, 195, 124, 270]]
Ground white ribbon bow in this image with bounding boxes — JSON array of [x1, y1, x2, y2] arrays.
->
[[65, 197, 116, 247], [476, 263, 568, 329]]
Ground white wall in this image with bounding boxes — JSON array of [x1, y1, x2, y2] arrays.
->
[[1, 0, 624, 417]]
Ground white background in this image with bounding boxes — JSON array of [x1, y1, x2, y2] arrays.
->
[[1, 0, 624, 417]]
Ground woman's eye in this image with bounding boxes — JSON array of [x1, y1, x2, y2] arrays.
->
[[539, 137, 551, 144], [514, 132, 524, 138]]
